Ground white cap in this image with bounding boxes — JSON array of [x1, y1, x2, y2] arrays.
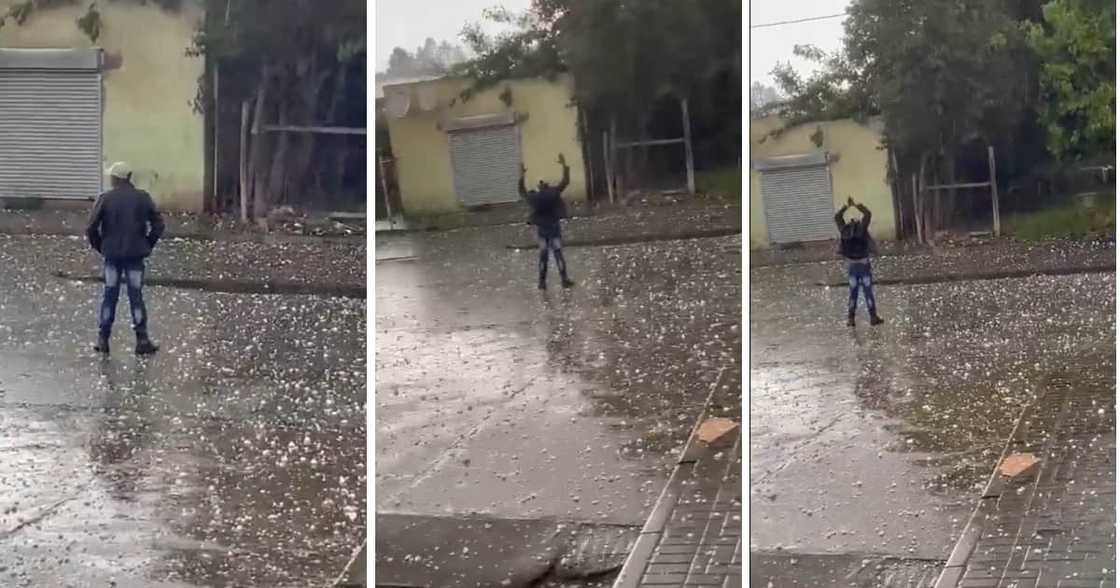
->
[[106, 161, 132, 179]]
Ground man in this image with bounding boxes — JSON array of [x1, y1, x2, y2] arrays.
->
[[836, 196, 884, 327], [519, 153, 575, 290], [86, 162, 164, 354]]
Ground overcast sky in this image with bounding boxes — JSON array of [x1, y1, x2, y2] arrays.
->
[[374, 0, 532, 72], [375, 0, 850, 85], [749, 0, 850, 86]]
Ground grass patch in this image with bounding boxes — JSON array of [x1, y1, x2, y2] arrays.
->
[[696, 167, 741, 202], [1007, 194, 1115, 241]]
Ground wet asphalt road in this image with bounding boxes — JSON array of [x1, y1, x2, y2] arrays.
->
[[0, 236, 365, 587], [375, 224, 741, 585], [750, 252, 1115, 584]]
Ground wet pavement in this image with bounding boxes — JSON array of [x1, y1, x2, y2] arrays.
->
[[0, 235, 365, 587], [0, 233, 366, 291], [935, 357, 1115, 588], [375, 215, 741, 586], [749, 242, 1115, 586]]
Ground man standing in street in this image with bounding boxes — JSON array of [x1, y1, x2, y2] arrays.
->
[[835, 196, 884, 327], [519, 153, 575, 290], [86, 162, 164, 355]]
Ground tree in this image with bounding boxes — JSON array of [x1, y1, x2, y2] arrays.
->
[[774, 0, 1036, 192], [749, 82, 782, 117], [1025, 0, 1115, 161], [384, 38, 468, 78], [191, 0, 367, 217], [456, 0, 739, 131]]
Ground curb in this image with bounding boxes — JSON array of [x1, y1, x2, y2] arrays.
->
[[816, 264, 1116, 288], [933, 398, 1039, 587], [53, 271, 366, 299], [332, 539, 366, 587], [507, 228, 742, 251], [612, 367, 733, 588]]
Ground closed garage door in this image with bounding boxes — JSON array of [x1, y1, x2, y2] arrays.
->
[[448, 124, 521, 206], [0, 49, 103, 201], [759, 162, 836, 244]]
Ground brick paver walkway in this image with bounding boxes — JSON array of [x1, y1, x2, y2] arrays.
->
[[936, 367, 1116, 588], [613, 427, 742, 587]]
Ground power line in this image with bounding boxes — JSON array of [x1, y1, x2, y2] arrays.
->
[[750, 13, 846, 29]]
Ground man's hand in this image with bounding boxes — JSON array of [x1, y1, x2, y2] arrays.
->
[[557, 153, 566, 166], [520, 164, 527, 176]]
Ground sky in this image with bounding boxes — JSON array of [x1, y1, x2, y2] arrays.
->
[[374, 0, 851, 85], [374, 0, 532, 73], [748, 0, 851, 86]]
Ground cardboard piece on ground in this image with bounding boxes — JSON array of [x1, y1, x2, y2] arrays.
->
[[696, 417, 738, 447], [998, 452, 1040, 479]]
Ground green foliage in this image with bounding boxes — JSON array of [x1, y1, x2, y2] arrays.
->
[[76, 2, 101, 42], [771, 0, 1035, 166], [0, 0, 179, 35], [1008, 194, 1115, 240], [455, 0, 740, 120], [695, 167, 741, 202], [1025, 0, 1116, 161]]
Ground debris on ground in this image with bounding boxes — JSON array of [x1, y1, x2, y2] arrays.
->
[[998, 452, 1040, 479], [696, 417, 739, 447]]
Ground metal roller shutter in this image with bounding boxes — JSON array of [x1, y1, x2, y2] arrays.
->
[[0, 50, 102, 201], [760, 164, 836, 244], [448, 124, 520, 206]]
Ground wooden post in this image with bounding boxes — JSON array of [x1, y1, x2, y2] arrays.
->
[[239, 101, 249, 223], [610, 117, 620, 203], [212, 64, 220, 209], [988, 145, 1000, 237], [602, 131, 615, 204], [377, 157, 394, 226], [911, 173, 922, 244], [579, 108, 595, 203], [681, 96, 695, 194]]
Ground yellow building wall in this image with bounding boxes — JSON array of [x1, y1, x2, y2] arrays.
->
[[749, 115, 895, 249], [0, 1, 205, 211], [386, 75, 586, 215]]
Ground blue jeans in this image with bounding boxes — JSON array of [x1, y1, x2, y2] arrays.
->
[[99, 258, 148, 338], [848, 261, 877, 316], [536, 224, 568, 282]]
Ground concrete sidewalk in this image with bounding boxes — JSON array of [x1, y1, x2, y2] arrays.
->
[[613, 372, 742, 588], [935, 362, 1116, 588]]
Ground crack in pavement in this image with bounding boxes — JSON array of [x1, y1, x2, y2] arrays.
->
[[0, 491, 85, 539]]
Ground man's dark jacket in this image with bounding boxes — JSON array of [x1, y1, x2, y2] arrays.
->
[[836, 204, 874, 260], [520, 165, 570, 228], [86, 185, 165, 260]]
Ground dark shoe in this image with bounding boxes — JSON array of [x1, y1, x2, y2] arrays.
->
[[94, 337, 110, 354], [538, 279, 547, 290], [870, 314, 885, 326], [135, 338, 160, 356], [847, 314, 856, 327], [561, 278, 575, 288]]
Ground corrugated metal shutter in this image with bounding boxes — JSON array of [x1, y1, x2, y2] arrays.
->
[[448, 124, 520, 206], [760, 164, 836, 244], [0, 69, 102, 200]]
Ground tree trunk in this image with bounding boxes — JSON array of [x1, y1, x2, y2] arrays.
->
[[944, 150, 958, 230], [323, 65, 352, 198], [266, 97, 292, 209], [247, 67, 272, 221], [304, 64, 345, 202], [918, 150, 930, 243], [288, 62, 333, 208]]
